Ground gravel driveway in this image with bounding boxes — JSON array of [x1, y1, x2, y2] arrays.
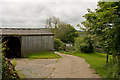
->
[[15, 52, 101, 78]]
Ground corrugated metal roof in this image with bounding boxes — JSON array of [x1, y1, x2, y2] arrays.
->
[[0, 28, 54, 36]]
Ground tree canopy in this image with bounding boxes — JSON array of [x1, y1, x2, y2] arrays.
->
[[81, 1, 120, 78], [46, 17, 79, 44], [82, 2, 120, 53], [55, 23, 78, 43]]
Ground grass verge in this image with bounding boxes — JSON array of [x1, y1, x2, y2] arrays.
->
[[59, 51, 112, 78], [25, 52, 61, 59]]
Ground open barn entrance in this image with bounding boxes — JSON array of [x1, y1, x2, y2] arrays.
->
[[2, 36, 21, 58]]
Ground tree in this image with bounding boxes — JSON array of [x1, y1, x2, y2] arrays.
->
[[81, 1, 120, 79], [46, 16, 60, 29], [46, 17, 79, 44], [55, 23, 79, 43], [74, 35, 94, 53]]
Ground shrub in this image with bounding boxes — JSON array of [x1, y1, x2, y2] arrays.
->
[[74, 35, 94, 53], [11, 58, 17, 67], [1, 40, 19, 79], [54, 38, 65, 51], [106, 56, 119, 79], [2, 56, 19, 80]]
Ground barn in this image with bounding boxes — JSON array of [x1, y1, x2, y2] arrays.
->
[[0, 28, 54, 58]]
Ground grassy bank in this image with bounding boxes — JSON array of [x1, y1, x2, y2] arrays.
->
[[25, 52, 61, 59], [59, 51, 112, 78]]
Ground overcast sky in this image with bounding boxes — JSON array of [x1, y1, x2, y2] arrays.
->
[[0, 0, 100, 30]]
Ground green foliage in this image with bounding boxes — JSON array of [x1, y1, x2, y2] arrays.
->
[[11, 58, 17, 67], [2, 58, 19, 80], [54, 38, 65, 51], [74, 35, 94, 53], [106, 56, 119, 79], [1, 41, 19, 80], [82, 2, 120, 52], [82, 1, 120, 54], [81, 1, 120, 78], [25, 52, 61, 59], [46, 17, 78, 44], [55, 24, 79, 43]]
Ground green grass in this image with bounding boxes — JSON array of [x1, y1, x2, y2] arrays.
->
[[25, 52, 61, 59], [59, 51, 112, 78]]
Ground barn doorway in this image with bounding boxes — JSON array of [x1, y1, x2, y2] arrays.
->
[[2, 36, 21, 58]]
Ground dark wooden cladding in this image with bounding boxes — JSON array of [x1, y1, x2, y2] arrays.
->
[[1, 28, 54, 58]]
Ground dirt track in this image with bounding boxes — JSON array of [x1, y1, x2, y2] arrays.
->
[[15, 52, 101, 78]]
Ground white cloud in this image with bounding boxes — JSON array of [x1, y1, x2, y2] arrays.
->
[[0, 4, 2, 27], [0, 0, 99, 3], [0, 0, 99, 30]]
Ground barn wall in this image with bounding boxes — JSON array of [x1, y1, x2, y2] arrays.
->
[[21, 35, 54, 57]]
